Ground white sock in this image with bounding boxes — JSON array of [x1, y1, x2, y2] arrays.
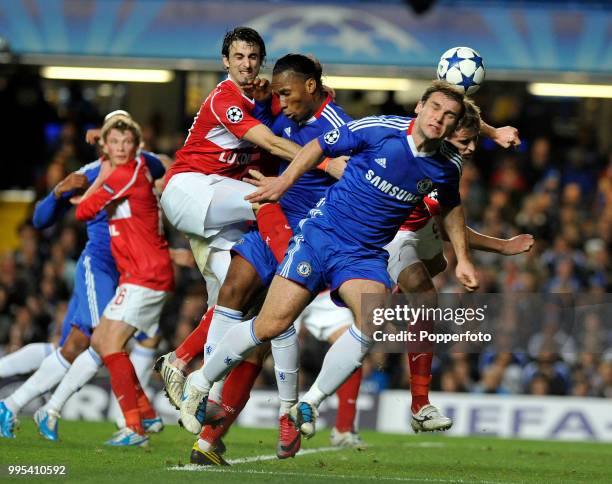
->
[[45, 348, 101, 414], [0, 342, 54, 377], [190, 318, 260, 392], [112, 343, 157, 427], [271, 325, 299, 416], [302, 325, 373, 408], [209, 380, 225, 404], [5, 349, 70, 414], [204, 306, 243, 361]]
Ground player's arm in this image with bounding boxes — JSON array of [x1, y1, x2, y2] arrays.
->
[[33, 172, 90, 228], [75, 167, 126, 221], [242, 124, 301, 162], [480, 121, 521, 148], [439, 203, 478, 292], [436, 218, 535, 255], [245, 137, 324, 202], [316, 156, 349, 179]]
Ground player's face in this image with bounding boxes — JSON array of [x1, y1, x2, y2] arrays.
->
[[414, 92, 462, 141], [271, 71, 316, 123], [223, 40, 262, 86], [447, 128, 478, 160], [104, 129, 136, 166]]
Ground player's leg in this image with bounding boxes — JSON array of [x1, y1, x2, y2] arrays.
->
[[93, 284, 168, 446], [34, 258, 117, 441], [0, 326, 88, 438], [0, 342, 55, 378], [327, 326, 364, 448], [300, 291, 364, 447], [294, 278, 387, 438], [180, 274, 314, 435], [191, 345, 268, 466]]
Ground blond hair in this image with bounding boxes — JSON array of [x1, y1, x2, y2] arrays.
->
[[100, 115, 143, 149], [457, 97, 481, 133]]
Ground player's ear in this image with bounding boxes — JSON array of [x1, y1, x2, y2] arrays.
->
[[305, 78, 316, 95], [415, 101, 423, 114], [222, 56, 230, 70]]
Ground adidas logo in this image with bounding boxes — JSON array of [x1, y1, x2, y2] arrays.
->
[[375, 157, 387, 168], [284, 127, 291, 137]]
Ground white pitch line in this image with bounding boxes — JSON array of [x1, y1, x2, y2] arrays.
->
[[172, 467, 517, 484], [168, 446, 342, 471]]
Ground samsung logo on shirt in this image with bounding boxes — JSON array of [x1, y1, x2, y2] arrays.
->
[[365, 169, 421, 202]]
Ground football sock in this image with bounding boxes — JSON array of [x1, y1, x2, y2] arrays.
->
[[4, 348, 70, 414], [191, 318, 261, 392], [335, 367, 362, 433], [255, 203, 293, 263], [271, 325, 299, 416], [0, 342, 54, 377], [111, 344, 157, 426], [409, 352, 433, 413], [199, 360, 261, 448], [205, 306, 243, 361], [303, 324, 372, 408], [45, 347, 101, 414], [174, 306, 215, 366], [102, 352, 144, 434]]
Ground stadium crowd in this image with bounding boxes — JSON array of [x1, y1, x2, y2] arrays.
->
[[0, 78, 610, 402]]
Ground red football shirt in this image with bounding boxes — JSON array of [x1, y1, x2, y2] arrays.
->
[[76, 156, 174, 292], [166, 78, 263, 185], [399, 191, 441, 232]]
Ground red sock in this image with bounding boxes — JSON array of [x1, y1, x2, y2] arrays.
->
[[175, 305, 215, 363], [335, 368, 362, 433], [103, 352, 145, 434], [136, 386, 156, 420], [408, 352, 433, 413], [256, 204, 293, 263], [200, 361, 262, 444]]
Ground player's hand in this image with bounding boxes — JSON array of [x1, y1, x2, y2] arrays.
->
[[493, 126, 521, 149], [169, 248, 196, 268], [502, 234, 534, 255], [244, 170, 290, 203], [85, 128, 102, 145], [54, 172, 89, 199], [455, 259, 479, 292], [244, 78, 272, 103], [325, 155, 349, 179]]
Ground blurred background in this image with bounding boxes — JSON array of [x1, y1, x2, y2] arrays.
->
[[0, 0, 610, 439]]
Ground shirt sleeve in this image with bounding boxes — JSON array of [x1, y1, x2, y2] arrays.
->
[[210, 90, 261, 139], [75, 166, 132, 221], [316, 122, 367, 157], [142, 151, 165, 180], [423, 191, 441, 217], [32, 191, 71, 229], [436, 181, 461, 210]]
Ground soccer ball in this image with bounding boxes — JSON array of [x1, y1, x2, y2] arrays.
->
[[437, 47, 485, 95]]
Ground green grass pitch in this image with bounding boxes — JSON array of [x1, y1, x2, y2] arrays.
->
[[1, 420, 611, 483]]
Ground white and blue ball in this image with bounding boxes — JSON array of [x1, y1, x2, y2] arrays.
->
[[437, 46, 485, 95]]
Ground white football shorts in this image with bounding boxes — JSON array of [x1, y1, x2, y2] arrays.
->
[[295, 291, 354, 342], [103, 283, 169, 337], [385, 218, 443, 284]]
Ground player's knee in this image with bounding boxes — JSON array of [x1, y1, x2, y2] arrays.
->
[[218, 278, 250, 309], [398, 263, 435, 293]]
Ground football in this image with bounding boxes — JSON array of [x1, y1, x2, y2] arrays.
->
[[437, 46, 486, 95]]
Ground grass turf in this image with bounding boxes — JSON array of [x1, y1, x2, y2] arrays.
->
[[1, 420, 611, 483]]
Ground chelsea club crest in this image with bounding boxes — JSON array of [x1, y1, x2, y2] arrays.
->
[[416, 178, 433, 194]]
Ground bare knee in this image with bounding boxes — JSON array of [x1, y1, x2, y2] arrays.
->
[[217, 258, 262, 311], [398, 262, 436, 293]]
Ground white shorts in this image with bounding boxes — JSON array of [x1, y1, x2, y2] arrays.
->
[[161, 172, 255, 250], [385, 218, 443, 284], [294, 291, 354, 342], [103, 283, 169, 337]]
